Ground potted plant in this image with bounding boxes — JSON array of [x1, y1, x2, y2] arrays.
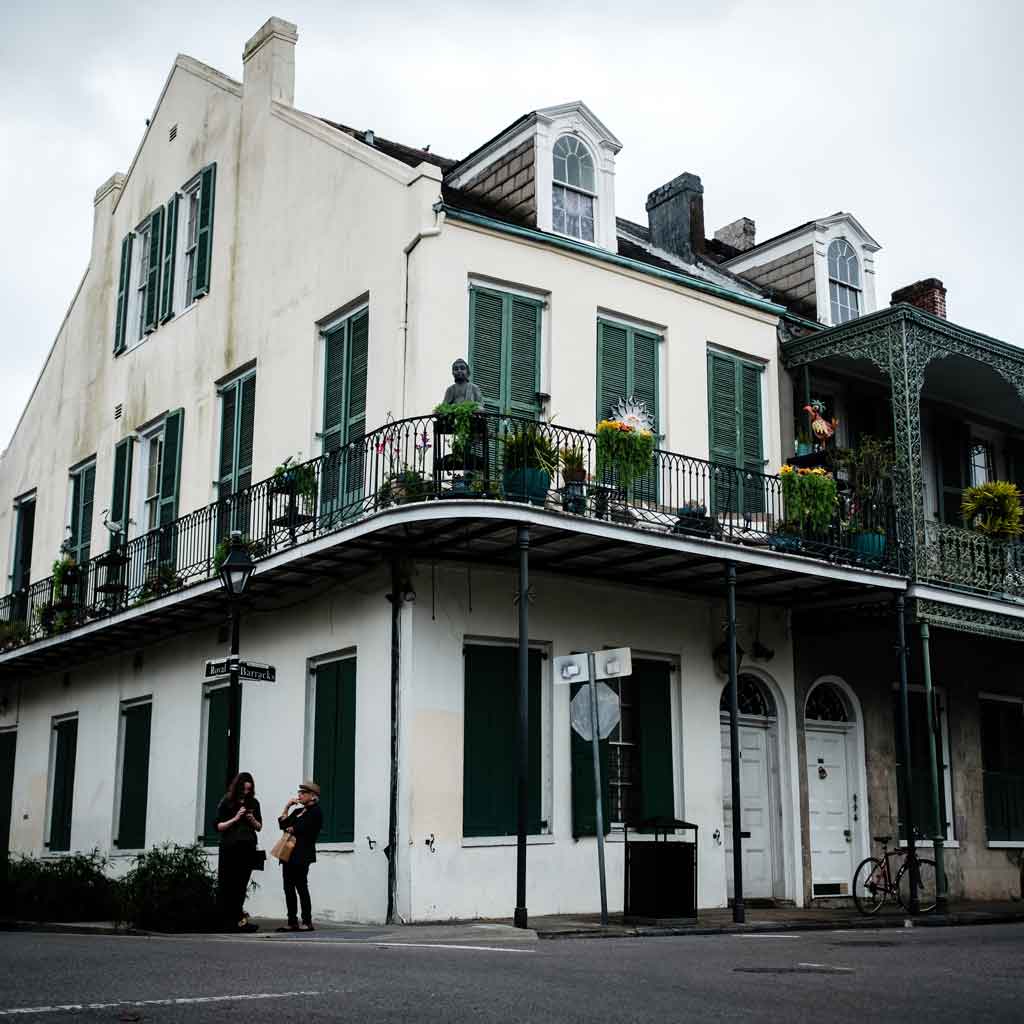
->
[[673, 500, 719, 538], [0, 620, 29, 651], [434, 400, 483, 468], [838, 436, 894, 560], [560, 445, 587, 514], [392, 468, 432, 503], [502, 425, 558, 505], [961, 481, 1023, 538], [800, 467, 838, 536], [272, 455, 318, 512], [213, 537, 268, 573], [595, 417, 656, 493], [795, 429, 814, 457], [51, 556, 80, 610], [136, 564, 184, 602]]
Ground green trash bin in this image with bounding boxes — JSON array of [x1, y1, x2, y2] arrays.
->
[[624, 817, 698, 923]]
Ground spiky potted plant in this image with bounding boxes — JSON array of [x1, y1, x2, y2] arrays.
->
[[560, 445, 587, 513], [502, 425, 558, 506]]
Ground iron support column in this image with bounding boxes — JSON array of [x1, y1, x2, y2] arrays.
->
[[386, 560, 402, 924], [226, 601, 241, 784], [514, 525, 530, 929], [896, 595, 919, 913], [919, 622, 947, 911], [588, 650, 609, 925], [726, 562, 745, 924]]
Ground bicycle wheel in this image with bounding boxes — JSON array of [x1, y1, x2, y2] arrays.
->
[[852, 856, 887, 915], [897, 857, 937, 913]]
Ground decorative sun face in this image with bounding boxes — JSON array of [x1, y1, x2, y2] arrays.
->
[[610, 396, 654, 433]]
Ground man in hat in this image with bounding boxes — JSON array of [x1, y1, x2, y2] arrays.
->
[[276, 780, 323, 931]]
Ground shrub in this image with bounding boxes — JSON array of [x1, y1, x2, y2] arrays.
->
[[121, 842, 217, 932], [2, 850, 121, 922], [962, 481, 1023, 539]]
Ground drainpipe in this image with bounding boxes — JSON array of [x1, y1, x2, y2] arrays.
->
[[514, 525, 530, 929], [895, 594, 919, 914], [386, 560, 403, 923], [726, 562, 745, 924], [919, 622, 948, 911], [401, 219, 443, 418]]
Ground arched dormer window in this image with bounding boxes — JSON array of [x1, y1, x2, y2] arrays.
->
[[828, 239, 861, 325], [552, 135, 596, 242]]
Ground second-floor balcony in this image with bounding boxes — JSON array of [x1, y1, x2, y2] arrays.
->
[[921, 521, 1024, 602], [0, 411, 902, 666]]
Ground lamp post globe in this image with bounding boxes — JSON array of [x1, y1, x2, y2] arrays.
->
[[219, 531, 255, 598]]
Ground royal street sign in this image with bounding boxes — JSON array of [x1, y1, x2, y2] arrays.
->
[[204, 657, 276, 682]]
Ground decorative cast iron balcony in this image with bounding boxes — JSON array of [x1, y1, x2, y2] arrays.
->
[[0, 412, 900, 653], [920, 521, 1024, 600]]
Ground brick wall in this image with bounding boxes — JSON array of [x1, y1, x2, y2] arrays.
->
[[892, 279, 947, 319], [461, 139, 536, 225]]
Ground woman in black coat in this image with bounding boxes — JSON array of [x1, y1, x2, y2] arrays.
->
[[276, 779, 323, 931], [216, 772, 262, 931]]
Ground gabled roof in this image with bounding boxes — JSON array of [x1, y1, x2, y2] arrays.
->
[[721, 211, 882, 267], [317, 118, 458, 171]]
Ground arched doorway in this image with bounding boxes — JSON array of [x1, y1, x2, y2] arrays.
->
[[720, 673, 784, 900], [804, 679, 862, 897]]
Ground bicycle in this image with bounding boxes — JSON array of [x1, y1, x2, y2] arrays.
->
[[852, 834, 937, 915]]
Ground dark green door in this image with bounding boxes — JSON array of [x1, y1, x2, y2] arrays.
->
[[49, 719, 77, 852], [0, 731, 15, 861]]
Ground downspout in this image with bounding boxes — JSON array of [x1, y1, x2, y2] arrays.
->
[[401, 217, 443, 418], [386, 559, 404, 924]]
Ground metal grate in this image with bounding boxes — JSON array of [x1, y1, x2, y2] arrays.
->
[[169, 123, 178, 142], [114, 403, 122, 420]]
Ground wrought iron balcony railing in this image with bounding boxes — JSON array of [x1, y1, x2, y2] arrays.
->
[[920, 520, 1024, 600], [0, 412, 900, 653]]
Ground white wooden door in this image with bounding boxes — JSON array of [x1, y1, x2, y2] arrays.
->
[[721, 723, 775, 899], [806, 728, 853, 895]]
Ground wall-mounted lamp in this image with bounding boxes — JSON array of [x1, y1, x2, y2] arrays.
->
[[712, 640, 745, 677]]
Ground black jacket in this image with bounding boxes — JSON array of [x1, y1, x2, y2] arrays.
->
[[278, 802, 323, 866]]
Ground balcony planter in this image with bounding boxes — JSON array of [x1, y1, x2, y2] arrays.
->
[[851, 531, 886, 564], [769, 523, 803, 554], [561, 481, 588, 515], [673, 503, 719, 538], [503, 467, 551, 506]]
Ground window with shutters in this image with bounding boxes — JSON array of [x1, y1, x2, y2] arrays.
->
[[67, 460, 96, 565], [201, 683, 232, 845], [552, 135, 597, 243], [320, 307, 368, 520], [8, 493, 35, 619], [707, 350, 765, 515], [463, 644, 545, 838], [571, 659, 674, 836], [468, 286, 542, 419], [309, 656, 357, 843], [217, 372, 257, 541], [132, 410, 184, 572], [892, 687, 954, 844], [980, 696, 1024, 842], [114, 699, 152, 850], [47, 715, 78, 852], [933, 416, 969, 524]]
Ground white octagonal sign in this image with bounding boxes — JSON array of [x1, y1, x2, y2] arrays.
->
[[570, 682, 620, 741]]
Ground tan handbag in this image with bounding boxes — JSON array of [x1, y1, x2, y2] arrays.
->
[[271, 832, 297, 863]]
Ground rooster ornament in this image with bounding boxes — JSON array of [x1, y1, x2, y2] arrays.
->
[[803, 401, 837, 446]]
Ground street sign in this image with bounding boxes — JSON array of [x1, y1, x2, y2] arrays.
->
[[238, 661, 276, 682], [553, 653, 590, 684], [570, 681, 620, 741], [593, 647, 632, 680], [205, 657, 233, 679]]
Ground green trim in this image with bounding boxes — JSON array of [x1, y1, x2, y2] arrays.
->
[[439, 204, 787, 318]]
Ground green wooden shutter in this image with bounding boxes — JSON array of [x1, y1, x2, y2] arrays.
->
[[143, 207, 163, 334], [49, 719, 77, 852], [0, 730, 16, 859], [116, 703, 152, 849], [463, 646, 541, 837], [202, 688, 230, 843], [321, 325, 346, 517], [68, 474, 82, 559], [708, 352, 739, 513], [237, 375, 257, 494], [158, 410, 183, 527], [192, 163, 216, 300], [740, 362, 765, 514], [10, 501, 34, 619], [312, 659, 357, 842], [69, 465, 96, 564], [570, 682, 611, 837], [114, 233, 133, 354], [507, 296, 541, 416], [634, 661, 674, 824], [468, 288, 504, 413], [596, 321, 628, 421], [159, 194, 179, 322], [109, 438, 134, 549], [345, 312, 368, 506]]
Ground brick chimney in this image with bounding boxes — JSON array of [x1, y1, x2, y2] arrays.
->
[[714, 217, 756, 252], [646, 172, 705, 261], [891, 278, 947, 319]]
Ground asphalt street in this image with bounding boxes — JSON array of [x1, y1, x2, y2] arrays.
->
[[1, 922, 1022, 1022]]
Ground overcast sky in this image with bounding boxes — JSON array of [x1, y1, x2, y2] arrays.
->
[[2, 0, 1021, 450]]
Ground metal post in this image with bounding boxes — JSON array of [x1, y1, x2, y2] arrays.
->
[[896, 595, 919, 914], [588, 651, 609, 926], [726, 563, 745, 924], [514, 525, 530, 929], [802, 365, 812, 415], [386, 560, 402, 924], [919, 622, 947, 911], [226, 601, 241, 784]]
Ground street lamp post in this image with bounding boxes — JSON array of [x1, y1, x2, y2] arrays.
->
[[217, 531, 255, 783]]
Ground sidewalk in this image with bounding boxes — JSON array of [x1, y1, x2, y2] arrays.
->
[[3, 900, 1023, 942]]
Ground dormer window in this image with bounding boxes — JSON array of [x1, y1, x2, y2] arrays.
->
[[551, 135, 596, 242], [828, 238, 861, 325]]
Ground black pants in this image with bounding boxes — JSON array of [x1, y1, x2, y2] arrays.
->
[[218, 843, 254, 927], [282, 860, 312, 925]]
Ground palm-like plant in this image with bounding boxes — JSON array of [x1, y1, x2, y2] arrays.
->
[[961, 480, 1023, 538]]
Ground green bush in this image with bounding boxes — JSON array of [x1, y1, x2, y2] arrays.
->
[[121, 842, 217, 932], [962, 481, 1023, 539], [2, 850, 121, 922]]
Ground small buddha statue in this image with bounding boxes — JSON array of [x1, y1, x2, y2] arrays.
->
[[442, 358, 483, 408]]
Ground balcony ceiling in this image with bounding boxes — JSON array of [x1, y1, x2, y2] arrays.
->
[[0, 503, 904, 681]]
